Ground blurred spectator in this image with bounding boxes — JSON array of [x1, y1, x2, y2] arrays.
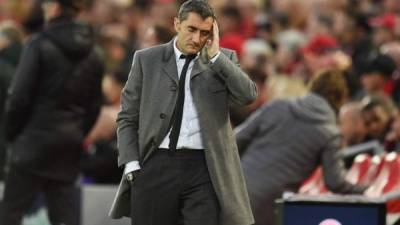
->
[[1, 0, 104, 224], [240, 38, 273, 70], [20, 0, 45, 36], [351, 12, 374, 77], [1, 0, 44, 34], [236, 0, 259, 38], [237, 70, 366, 225], [369, 13, 397, 47], [230, 67, 268, 127], [298, 34, 352, 81], [359, 53, 396, 98], [0, 20, 23, 180], [263, 74, 307, 102], [339, 102, 368, 147], [384, 110, 400, 152], [138, 24, 175, 49], [381, 42, 400, 104], [147, 0, 176, 28], [98, 23, 131, 70], [254, 14, 274, 47], [274, 29, 306, 74], [382, 0, 400, 13], [86, 67, 128, 144], [361, 94, 396, 143], [82, 67, 129, 184], [218, 5, 245, 58]]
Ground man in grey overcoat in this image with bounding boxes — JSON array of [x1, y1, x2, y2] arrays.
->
[[109, 1, 257, 225]]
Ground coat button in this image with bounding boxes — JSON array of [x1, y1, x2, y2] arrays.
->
[[160, 113, 166, 119], [170, 85, 177, 91]]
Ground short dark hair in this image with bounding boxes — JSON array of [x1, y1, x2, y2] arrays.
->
[[309, 70, 349, 113], [178, 0, 215, 21], [362, 53, 396, 78], [153, 25, 175, 44]]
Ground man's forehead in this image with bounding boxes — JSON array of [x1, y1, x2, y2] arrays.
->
[[180, 13, 213, 30]]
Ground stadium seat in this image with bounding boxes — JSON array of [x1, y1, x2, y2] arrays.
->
[[299, 167, 328, 195], [345, 154, 371, 185], [365, 153, 400, 212]]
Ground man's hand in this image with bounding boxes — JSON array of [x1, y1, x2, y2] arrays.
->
[[206, 20, 220, 59], [126, 170, 140, 185]]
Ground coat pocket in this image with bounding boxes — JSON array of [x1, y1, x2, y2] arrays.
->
[[208, 83, 226, 93]]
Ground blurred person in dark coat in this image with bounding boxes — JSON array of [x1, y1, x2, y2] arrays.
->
[[1, 0, 104, 224], [0, 21, 23, 180], [237, 70, 366, 225]]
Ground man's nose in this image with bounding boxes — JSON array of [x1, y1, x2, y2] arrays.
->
[[192, 31, 200, 44]]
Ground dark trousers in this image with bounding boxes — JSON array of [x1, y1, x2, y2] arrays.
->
[[130, 149, 220, 225], [1, 166, 80, 225]]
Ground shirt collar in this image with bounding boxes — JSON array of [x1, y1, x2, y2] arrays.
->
[[173, 37, 199, 62]]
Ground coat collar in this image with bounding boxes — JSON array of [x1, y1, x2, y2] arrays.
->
[[162, 38, 210, 85]]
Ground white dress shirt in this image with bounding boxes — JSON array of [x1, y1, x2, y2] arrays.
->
[[124, 39, 220, 174]]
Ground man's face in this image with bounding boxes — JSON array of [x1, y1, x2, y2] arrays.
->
[[339, 110, 367, 145], [41, 1, 60, 22], [361, 73, 386, 93], [362, 106, 390, 139], [174, 12, 213, 55]]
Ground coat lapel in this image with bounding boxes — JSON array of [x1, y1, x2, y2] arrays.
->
[[161, 40, 179, 85]]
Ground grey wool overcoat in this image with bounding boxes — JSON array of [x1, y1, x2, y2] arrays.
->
[[109, 39, 257, 225]]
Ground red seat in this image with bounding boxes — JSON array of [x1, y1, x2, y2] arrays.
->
[[365, 153, 400, 212], [346, 154, 372, 185], [360, 155, 384, 186], [345, 154, 383, 186], [299, 167, 328, 195]]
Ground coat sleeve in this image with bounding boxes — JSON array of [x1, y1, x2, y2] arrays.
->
[[82, 51, 105, 136], [4, 39, 40, 142], [321, 135, 367, 194], [210, 50, 258, 106], [116, 51, 143, 167]]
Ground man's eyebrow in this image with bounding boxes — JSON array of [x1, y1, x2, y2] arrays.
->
[[187, 25, 211, 33]]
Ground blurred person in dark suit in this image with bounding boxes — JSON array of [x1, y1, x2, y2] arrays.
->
[[237, 70, 366, 225], [1, 0, 104, 224]]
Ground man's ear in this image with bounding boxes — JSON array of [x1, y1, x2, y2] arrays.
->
[[174, 17, 180, 33]]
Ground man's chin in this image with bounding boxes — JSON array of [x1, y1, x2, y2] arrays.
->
[[185, 46, 200, 54]]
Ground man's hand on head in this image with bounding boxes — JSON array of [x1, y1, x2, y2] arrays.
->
[[206, 20, 220, 59]]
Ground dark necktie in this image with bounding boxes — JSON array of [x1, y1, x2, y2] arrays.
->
[[168, 54, 196, 151]]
